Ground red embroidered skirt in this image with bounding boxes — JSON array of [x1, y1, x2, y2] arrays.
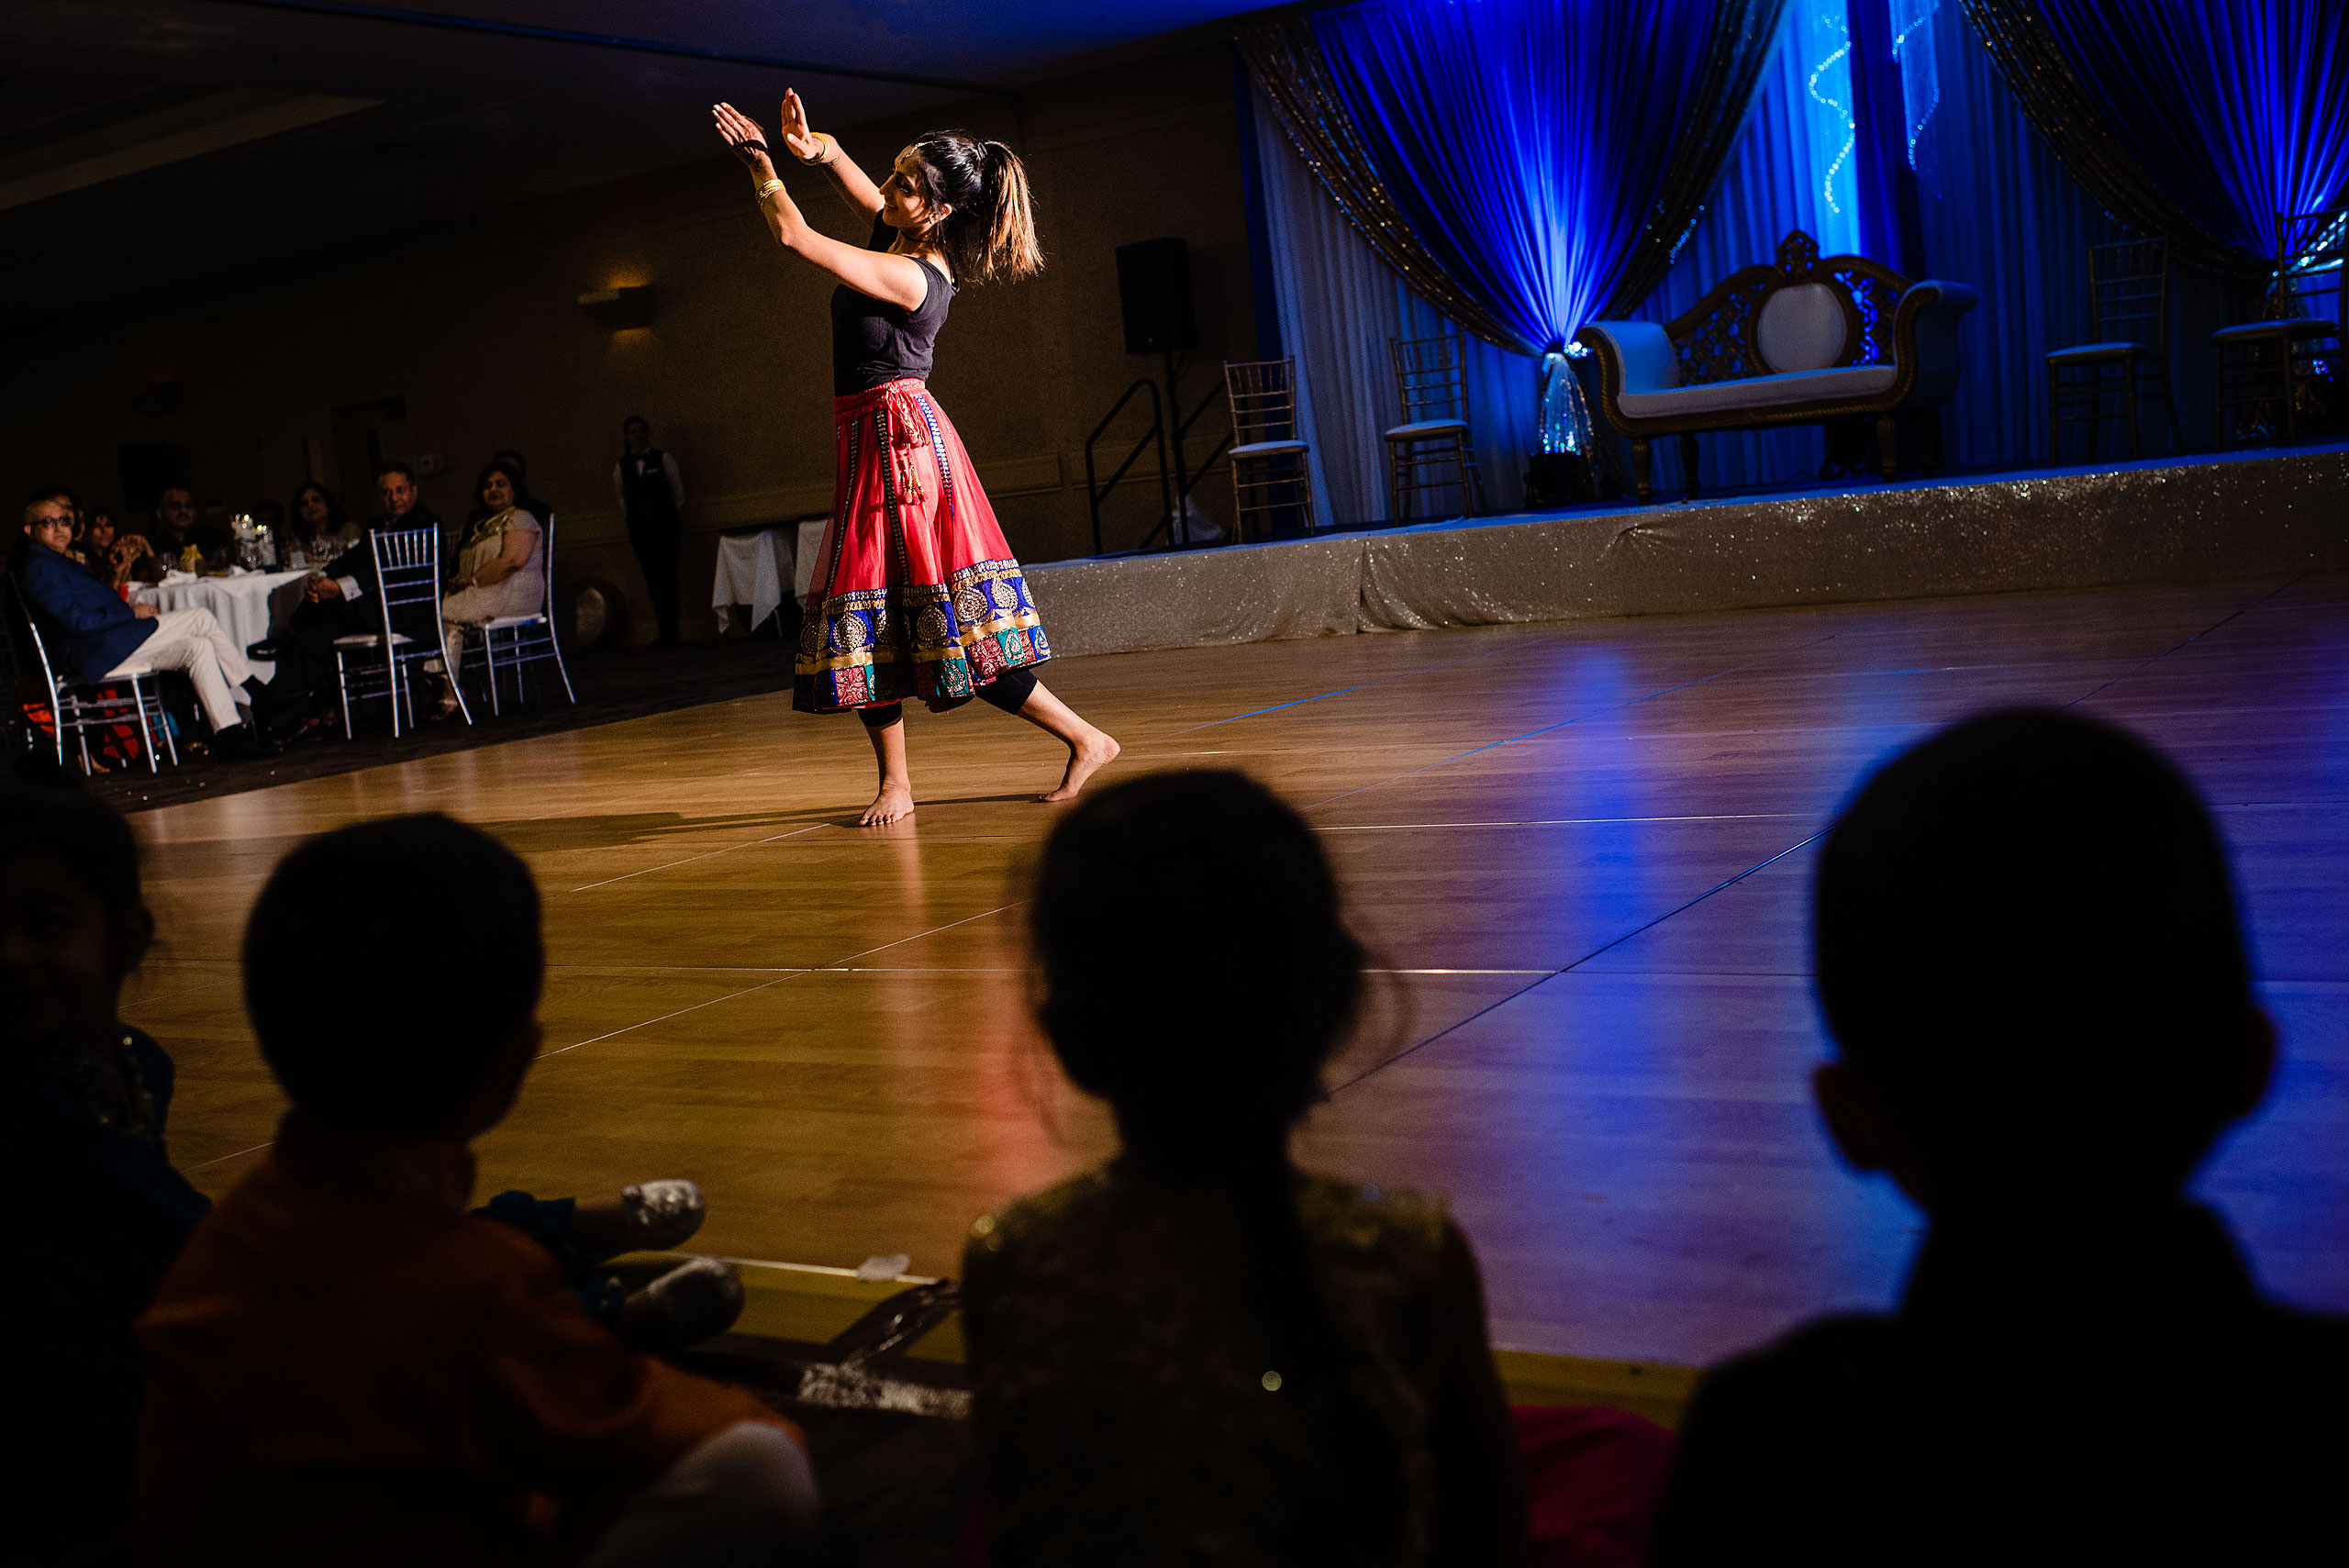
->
[[796, 378, 1050, 714]]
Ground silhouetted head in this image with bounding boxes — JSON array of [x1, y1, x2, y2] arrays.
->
[[622, 416, 650, 453], [1813, 708, 2268, 1208], [882, 129, 1042, 285], [1030, 771, 1363, 1171], [0, 772, 150, 1062], [245, 815, 544, 1139]]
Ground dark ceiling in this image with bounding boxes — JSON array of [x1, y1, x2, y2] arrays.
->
[[0, 0, 1266, 327]]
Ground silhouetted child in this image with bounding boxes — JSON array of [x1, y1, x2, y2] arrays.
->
[[963, 771, 1531, 1564], [1653, 709, 2349, 1564], [136, 814, 817, 1565], [0, 773, 209, 1563]]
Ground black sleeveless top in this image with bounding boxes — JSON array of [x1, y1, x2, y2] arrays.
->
[[830, 216, 954, 395]]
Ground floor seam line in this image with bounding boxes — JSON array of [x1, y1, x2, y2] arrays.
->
[[535, 900, 1025, 1059], [2064, 573, 2304, 711], [1327, 828, 1831, 1093]]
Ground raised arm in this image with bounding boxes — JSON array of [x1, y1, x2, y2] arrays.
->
[[778, 89, 882, 220], [714, 101, 930, 312]]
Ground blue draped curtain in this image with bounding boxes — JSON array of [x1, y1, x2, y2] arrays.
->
[[2035, 1, 2349, 261], [1250, 81, 1536, 526], [1962, 0, 2349, 272], [1306, 0, 1783, 354]]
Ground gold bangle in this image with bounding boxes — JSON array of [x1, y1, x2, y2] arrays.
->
[[797, 131, 835, 167], [753, 177, 785, 199]]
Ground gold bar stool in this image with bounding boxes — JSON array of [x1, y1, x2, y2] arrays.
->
[[1385, 332, 1486, 520], [2045, 236, 2179, 462], [1221, 357, 1318, 541], [2211, 205, 2346, 448]]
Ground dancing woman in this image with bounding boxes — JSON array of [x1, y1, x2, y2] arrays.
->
[[713, 93, 1119, 827]]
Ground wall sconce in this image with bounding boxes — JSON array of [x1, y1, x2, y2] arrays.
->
[[579, 285, 654, 330]]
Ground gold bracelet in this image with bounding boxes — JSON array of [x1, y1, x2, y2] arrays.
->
[[797, 131, 836, 167], [753, 177, 785, 199]]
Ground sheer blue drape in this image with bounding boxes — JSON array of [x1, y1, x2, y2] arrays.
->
[[1252, 83, 1534, 527], [1308, 0, 1738, 352], [2038, 1, 2349, 260]]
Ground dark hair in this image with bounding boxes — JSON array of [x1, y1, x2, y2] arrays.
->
[[245, 815, 543, 1136], [906, 129, 1042, 284], [289, 483, 346, 531], [1815, 708, 2256, 1195], [1030, 772, 1396, 1537], [373, 460, 416, 484], [471, 458, 535, 522], [1034, 771, 1362, 1157], [622, 415, 649, 433], [0, 771, 143, 929]]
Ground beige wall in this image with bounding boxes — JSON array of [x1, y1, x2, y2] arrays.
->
[[6, 45, 1257, 643]]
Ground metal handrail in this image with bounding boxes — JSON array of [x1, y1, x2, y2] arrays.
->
[[1139, 373, 1234, 550], [1084, 377, 1171, 556]]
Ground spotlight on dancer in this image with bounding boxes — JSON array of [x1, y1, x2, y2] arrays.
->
[[712, 91, 1120, 827]]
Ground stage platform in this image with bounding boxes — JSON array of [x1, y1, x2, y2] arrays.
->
[[1030, 442, 2349, 657], [129, 569, 2349, 1373]]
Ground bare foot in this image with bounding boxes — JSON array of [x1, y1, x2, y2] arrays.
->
[[1041, 728, 1120, 804], [861, 782, 916, 826]]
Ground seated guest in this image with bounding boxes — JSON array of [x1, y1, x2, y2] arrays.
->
[[137, 815, 818, 1566], [1653, 709, 2349, 1564], [81, 506, 155, 591], [251, 462, 442, 728], [14, 488, 280, 758], [146, 486, 228, 568], [0, 770, 212, 1564], [963, 771, 1529, 1564], [430, 458, 545, 718], [288, 480, 360, 566]]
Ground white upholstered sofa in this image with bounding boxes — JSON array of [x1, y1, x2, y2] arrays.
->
[[1576, 230, 1978, 500]]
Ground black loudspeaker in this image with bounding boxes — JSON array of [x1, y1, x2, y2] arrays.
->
[[1116, 238, 1197, 355]]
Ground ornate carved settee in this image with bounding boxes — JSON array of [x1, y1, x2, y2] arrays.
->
[[1575, 232, 1978, 501]]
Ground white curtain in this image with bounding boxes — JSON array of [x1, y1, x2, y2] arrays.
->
[[1252, 83, 1535, 527]]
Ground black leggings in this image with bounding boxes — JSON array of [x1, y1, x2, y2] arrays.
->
[[855, 665, 1038, 728]]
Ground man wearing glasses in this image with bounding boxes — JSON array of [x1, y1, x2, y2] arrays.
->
[[15, 488, 280, 758]]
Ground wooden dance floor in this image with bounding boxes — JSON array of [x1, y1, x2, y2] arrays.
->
[[135, 573, 2349, 1367]]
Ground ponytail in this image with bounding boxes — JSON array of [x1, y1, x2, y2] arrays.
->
[[977, 140, 1043, 284], [907, 129, 1044, 285]]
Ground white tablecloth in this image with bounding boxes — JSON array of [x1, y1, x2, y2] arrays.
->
[[711, 529, 789, 634], [794, 519, 828, 607], [133, 568, 310, 680]]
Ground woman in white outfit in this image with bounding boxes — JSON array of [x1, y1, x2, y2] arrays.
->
[[433, 460, 544, 717]]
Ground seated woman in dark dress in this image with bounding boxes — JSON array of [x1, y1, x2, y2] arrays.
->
[[963, 771, 1529, 1566]]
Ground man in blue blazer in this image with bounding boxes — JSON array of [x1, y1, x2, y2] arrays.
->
[[15, 489, 278, 757]]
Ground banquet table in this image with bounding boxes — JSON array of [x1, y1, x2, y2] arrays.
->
[[132, 567, 310, 681], [712, 528, 789, 636]]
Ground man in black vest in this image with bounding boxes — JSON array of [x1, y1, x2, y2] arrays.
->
[[612, 417, 685, 647]]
